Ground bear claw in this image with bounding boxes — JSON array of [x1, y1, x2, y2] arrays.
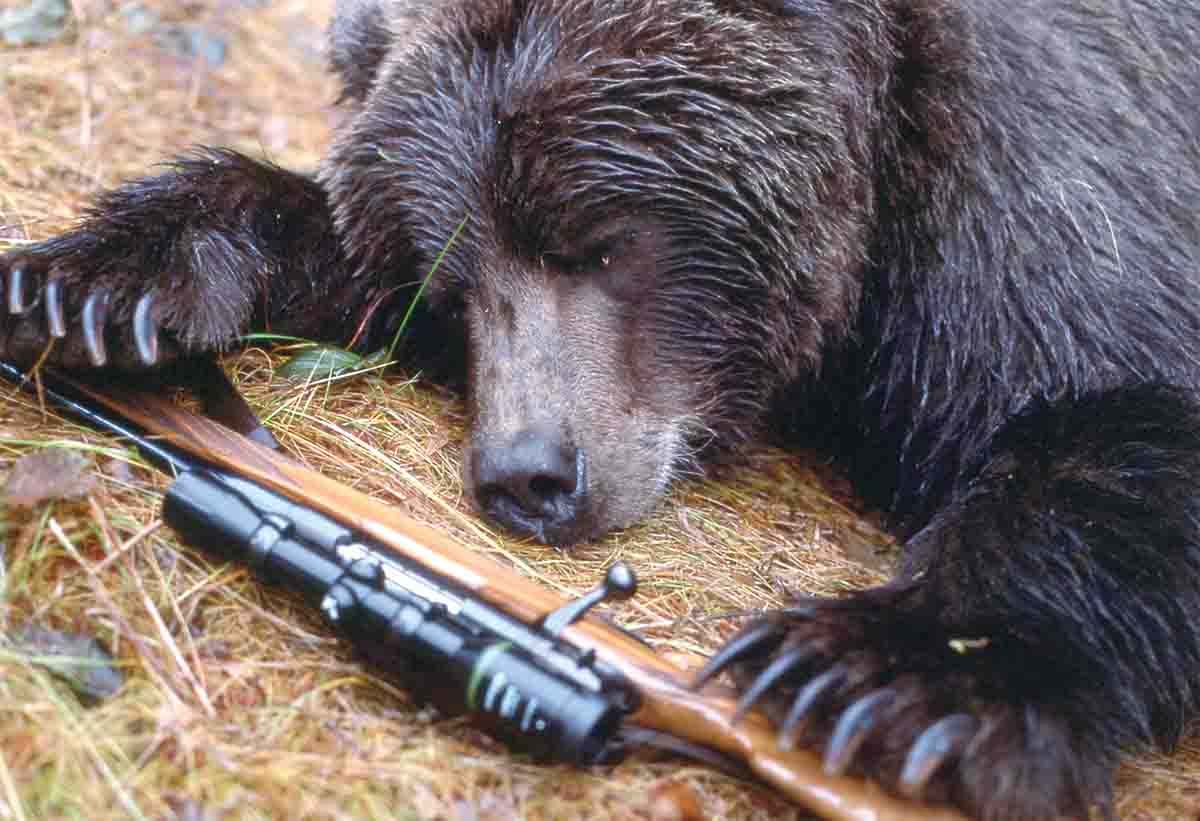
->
[[81, 289, 110, 366], [44, 277, 66, 338], [823, 686, 898, 775], [732, 641, 820, 722], [898, 713, 978, 797], [6, 263, 32, 315], [777, 664, 848, 749], [133, 292, 159, 365], [691, 617, 783, 690]]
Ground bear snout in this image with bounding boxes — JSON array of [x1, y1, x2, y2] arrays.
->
[[466, 425, 589, 545]]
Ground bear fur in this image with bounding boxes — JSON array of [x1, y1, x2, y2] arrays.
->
[[3, 0, 1200, 818]]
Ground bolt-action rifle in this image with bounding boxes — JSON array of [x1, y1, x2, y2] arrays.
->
[[0, 360, 963, 821]]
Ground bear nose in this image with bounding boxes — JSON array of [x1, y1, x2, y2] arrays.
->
[[469, 426, 586, 544]]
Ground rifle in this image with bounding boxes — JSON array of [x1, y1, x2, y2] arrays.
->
[[0, 360, 964, 821]]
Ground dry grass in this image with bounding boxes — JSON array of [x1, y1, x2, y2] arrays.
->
[[0, 2, 1198, 819]]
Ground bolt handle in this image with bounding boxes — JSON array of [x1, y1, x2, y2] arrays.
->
[[540, 562, 638, 637]]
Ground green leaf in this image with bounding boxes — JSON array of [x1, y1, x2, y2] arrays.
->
[[276, 345, 365, 381]]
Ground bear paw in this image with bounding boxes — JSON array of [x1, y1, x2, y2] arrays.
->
[[1, 225, 256, 371], [695, 586, 1113, 820], [5, 248, 155, 369]]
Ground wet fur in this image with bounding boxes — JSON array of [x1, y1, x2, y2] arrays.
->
[[3, 1, 1200, 818]]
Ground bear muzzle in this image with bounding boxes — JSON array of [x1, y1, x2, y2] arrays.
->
[[466, 425, 590, 546]]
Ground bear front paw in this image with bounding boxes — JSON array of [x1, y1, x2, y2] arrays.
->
[[1, 224, 258, 372], [695, 587, 1115, 820]]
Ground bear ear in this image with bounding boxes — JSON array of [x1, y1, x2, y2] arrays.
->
[[328, 0, 404, 104]]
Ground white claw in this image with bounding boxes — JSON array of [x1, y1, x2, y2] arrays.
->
[[899, 713, 979, 798], [45, 278, 67, 338], [133, 292, 159, 365], [81, 290, 110, 367]]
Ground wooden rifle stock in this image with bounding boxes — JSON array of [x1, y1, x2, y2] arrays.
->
[[10, 368, 965, 821]]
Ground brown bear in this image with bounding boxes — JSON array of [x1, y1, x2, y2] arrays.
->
[[3, 1, 1200, 818]]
